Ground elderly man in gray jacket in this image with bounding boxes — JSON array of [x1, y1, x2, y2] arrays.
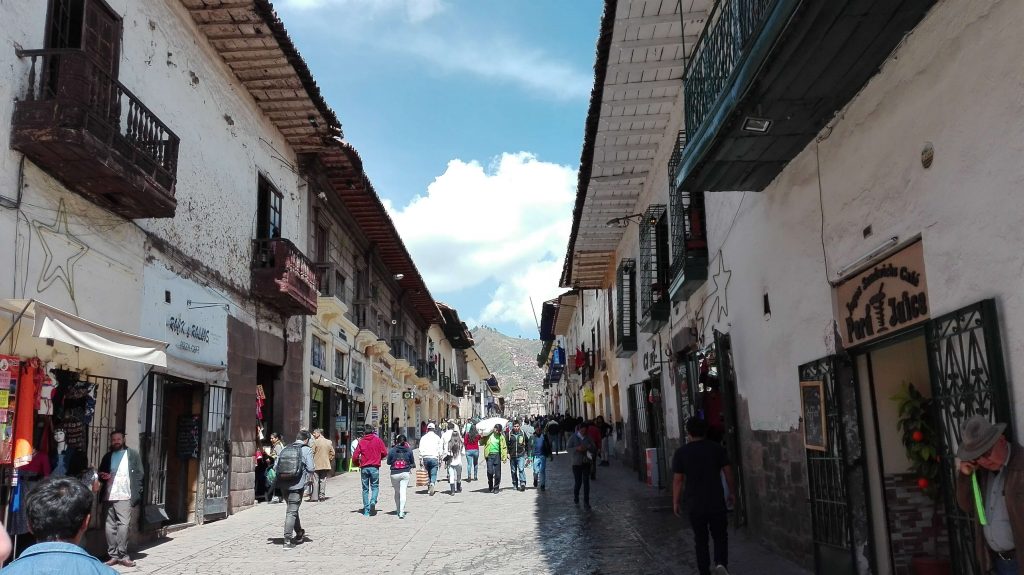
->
[[275, 430, 315, 550]]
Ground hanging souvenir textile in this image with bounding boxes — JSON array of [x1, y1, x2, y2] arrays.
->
[[0, 355, 19, 465], [13, 358, 39, 468]]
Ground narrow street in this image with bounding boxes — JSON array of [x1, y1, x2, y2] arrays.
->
[[129, 452, 808, 575]]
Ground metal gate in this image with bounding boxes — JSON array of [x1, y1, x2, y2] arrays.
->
[[198, 385, 231, 521], [628, 382, 647, 481], [141, 373, 167, 528], [84, 374, 126, 530], [926, 299, 1012, 575], [802, 355, 872, 575]]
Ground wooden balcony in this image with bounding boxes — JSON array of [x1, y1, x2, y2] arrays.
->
[[251, 238, 318, 316], [11, 49, 179, 218]]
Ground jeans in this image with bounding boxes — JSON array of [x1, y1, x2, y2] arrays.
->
[[447, 463, 463, 491], [532, 456, 547, 488], [548, 432, 561, 453], [314, 469, 330, 500], [283, 490, 304, 539], [994, 556, 1019, 575], [510, 456, 527, 487], [486, 453, 502, 489], [690, 511, 728, 575], [390, 472, 409, 515], [423, 457, 439, 484], [104, 500, 133, 560], [465, 450, 479, 479], [360, 466, 380, 511], [572, 464, 590, 504]]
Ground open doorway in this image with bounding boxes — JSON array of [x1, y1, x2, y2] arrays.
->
[[161, 383, 201, 526]]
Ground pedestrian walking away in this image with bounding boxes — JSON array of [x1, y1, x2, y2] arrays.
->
[[567, 424, 596, 508], [484, 424, 508, 493], [672, 417, 735, 575], [275, 430, 316, 550], [97, 430, 144, 568], [310, 428, 335, 501], [419, 422, 444, 495], [585, 420, 603, 480], [443, 423, 465, 495], [349, 431, 363, 472], [531, 425, 552, 490], [464, 426, 481, 481], [955, 415, 1024, 575], [387, 435, 416, 518], [507, 420, 530, 491], [352, 424, 388, 516]]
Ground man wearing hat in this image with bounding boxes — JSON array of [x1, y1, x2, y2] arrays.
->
[[956, 415, 1024, 574]]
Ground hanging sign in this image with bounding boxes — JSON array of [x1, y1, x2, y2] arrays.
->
[[834, 241, 929, 347], [142, 262, 227, 366]]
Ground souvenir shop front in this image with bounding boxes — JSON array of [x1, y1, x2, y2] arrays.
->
[[138, 265, 231, 528], [0, 299, 168, 555]]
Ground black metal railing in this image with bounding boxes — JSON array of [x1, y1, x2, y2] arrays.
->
[[667, 130, 687, 184], [638, 205, 669, 327], [16, 48, 180, 190], [670, 190, 708, 280], [314, 262, 350, 304], [683, 0, 778, 142], [617, 259, 638, 356]]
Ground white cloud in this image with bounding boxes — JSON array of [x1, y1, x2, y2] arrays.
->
[[388, 152, 575, 331], [277, 1, 590, 101], [280, 0, 446, 23]]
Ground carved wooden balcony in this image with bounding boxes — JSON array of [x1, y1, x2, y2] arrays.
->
[[11, 49, 179, 218], [252, 238, 318, 316]]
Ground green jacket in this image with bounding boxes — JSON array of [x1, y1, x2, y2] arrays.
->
[[483, 433, 508, 462]]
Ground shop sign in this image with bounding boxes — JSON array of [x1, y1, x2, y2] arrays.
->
[[834, 241, 929, 347], [142, 263, 227, 366]]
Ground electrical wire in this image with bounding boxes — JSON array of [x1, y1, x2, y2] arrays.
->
[[814, 141, 831, 284]]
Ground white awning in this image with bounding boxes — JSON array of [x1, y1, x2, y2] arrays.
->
[[154, 354, 225, 383], [1, 299, 168, 367]]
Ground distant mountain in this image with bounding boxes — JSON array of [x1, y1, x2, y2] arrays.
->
[[470, 326, 545, 408]]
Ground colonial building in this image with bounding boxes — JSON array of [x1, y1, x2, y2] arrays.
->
[[560, 0, 1023, 574]]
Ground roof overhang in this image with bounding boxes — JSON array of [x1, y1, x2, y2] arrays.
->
[[560, 0, 711, 288], [553, 292, 579, 336]]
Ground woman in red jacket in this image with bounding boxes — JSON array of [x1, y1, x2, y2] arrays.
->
[[463, 428, 481, 482]]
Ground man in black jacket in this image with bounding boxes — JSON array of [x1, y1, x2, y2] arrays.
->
[[506, 421, 530, 492], [97, 430, 144, 568]]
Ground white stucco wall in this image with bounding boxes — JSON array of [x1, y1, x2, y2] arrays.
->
[[683, 0, 1024, 433]]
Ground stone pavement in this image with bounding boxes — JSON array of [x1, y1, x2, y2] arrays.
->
[[121, 450, 811, 575]]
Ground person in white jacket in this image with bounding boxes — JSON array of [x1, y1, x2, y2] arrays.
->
[[441, 422, 464, 495], [417, 423, 443, 495]]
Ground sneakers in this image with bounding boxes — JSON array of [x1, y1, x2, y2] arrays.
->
[[283, 538, 295, 550], [712, 566, 729, 575], [428, 483, 435, 496], [519, 486, 526, 492], [294, 529, 306, 542], [456, 482, 462, 492], [363, 507, 370, 517], [398, 512, 405, 519], [370, 503, 376, 514], [533, 477, 538, 487], [540, 485, 546, 492]]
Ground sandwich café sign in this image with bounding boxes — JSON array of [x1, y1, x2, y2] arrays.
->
[[834, 240, 929, 347]]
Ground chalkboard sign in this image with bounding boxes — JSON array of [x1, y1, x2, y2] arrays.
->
[[800, 381, 827, 452], [177, 414, 201, 459]]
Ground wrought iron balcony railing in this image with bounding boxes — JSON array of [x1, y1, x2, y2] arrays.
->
[[12, 48, 180, 218], [251, 238, 318, 316], [667, 130, 687, 184], [683, 0, 778, 144]]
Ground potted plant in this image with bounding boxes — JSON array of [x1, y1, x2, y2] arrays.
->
[[893, 382, 951, 575]]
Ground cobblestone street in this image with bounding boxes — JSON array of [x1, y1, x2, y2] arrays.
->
[[125, 452, 810, 575]]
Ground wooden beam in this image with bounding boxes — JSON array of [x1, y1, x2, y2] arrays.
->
[[596, 129, 666, 138], [607, 59, 685, 73], [593, 159, 655, 170], [611, 36, 696, 50], [594, 142, 660, 153], [602, 95, 678, 107], [603, 78, 682, 91], [591, 172, 650, 183], [600, 113, 672, 125], [618, 13, 689, 26]]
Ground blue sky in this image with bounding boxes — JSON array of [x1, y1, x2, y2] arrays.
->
[[276, 0, 602, 338]]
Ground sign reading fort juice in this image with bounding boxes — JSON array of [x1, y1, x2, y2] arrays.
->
[[834, 240, 929, 348]]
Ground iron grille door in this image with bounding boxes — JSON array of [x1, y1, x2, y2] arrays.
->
[[199, 385, 231, 521], [801, 355, 872, 575], [628, 382, 644, 481], [84, 374, 126, 529], [925, 299, 1012, 575], [141, 374, 167, 524]]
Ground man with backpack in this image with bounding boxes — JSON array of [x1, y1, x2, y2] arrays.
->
[[274, 430, 315, 549], [351, 424, 388, 516]]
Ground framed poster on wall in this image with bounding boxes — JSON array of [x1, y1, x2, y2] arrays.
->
[[800, 381, 827, 452]]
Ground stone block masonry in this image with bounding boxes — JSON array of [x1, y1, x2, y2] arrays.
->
[[884, 473, 949, 575]]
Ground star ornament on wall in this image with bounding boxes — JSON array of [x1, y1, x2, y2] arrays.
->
[[710, 254, 732, 322], [34, 199, 89, 301]]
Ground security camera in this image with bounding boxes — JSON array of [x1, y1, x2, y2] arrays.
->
[[391, 319, 398, 325]]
